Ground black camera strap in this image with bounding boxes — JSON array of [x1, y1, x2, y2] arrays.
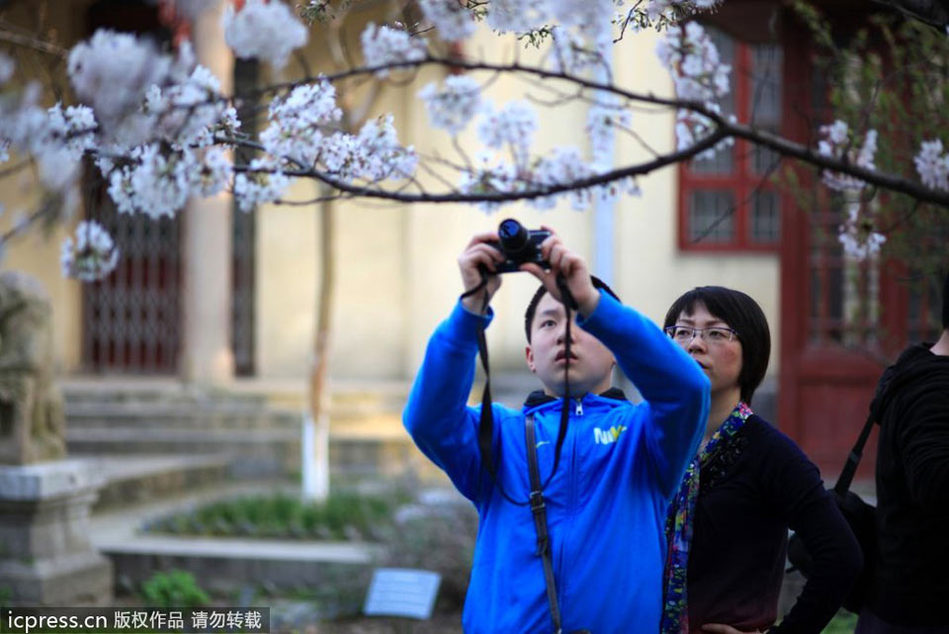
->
[[460, 267, 589, 634], [459, 267, 577, 502], [526, 414, 563, 634]]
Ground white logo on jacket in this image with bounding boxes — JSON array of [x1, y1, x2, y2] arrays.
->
[[593, 426, 627, 445]]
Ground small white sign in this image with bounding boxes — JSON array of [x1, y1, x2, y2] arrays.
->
[[363, 568, 442, 620]]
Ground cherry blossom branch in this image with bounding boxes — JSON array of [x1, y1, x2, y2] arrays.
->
[[243, 54, 949, 207], [228, 127, 728, 203]]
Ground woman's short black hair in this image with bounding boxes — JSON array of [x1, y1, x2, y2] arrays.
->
[[663, 286, 771, 405], [524, 276, 619, 343]]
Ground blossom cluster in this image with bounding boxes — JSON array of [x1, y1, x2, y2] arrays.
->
[[256, 82, 417, 200], [60, 220, 119, 281], [360, 24, 427, 76], [837, 202, 887, 260], [223, 0, 308, 70], [477, 101, 539, 168], [418, 76, 483, 135], [0, 91, 97, 194], [817, 120, 879, 192], [459, 148, 639, 212], [67, 30, 171, 139], [656, 21, 733, 157], [587, 100, 633, 159], [914, 139, 949, 192], [418, 0, 477, 42]]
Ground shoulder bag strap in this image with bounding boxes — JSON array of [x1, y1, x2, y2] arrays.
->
[[833, 367, 915, 496], [526, 415, 563, 634], [833, 411, 876, 496]]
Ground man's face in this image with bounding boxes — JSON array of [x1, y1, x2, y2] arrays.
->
[[525, 292, 615, 397]]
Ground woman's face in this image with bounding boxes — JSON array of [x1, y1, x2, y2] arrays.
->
[[672, 301, 743, 397]]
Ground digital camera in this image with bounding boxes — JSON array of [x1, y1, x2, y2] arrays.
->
[[489, 218, 551, 274]]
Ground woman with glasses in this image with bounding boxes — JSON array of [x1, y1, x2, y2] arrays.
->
[[659, 286, 862, 634]]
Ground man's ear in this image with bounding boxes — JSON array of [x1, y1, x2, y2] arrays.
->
[[525, 344, 536, 372]]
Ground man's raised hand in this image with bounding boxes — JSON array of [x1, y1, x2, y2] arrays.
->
[[458, 231, 505, 315], [520, 227, 600, 318]]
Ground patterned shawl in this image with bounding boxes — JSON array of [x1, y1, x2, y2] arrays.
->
[[659, 401, 754, 634]]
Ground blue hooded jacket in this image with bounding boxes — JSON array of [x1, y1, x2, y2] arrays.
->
[[403, 290, 709, 633]]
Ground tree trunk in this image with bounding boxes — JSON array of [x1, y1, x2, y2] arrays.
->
[[302, 189, 334, 501]]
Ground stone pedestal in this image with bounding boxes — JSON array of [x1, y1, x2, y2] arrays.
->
[[0, 460, 113, 605]]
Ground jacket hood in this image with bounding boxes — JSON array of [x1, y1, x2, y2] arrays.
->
[[523, 387, 627, 409], [870, 342, 949, 420]]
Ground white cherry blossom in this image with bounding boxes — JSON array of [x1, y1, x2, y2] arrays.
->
[[818, 120, 878, 192], [233, 157, 291, 212], [354, 115, 418, 181], [587, 100, 632, 158], [914, 139, 949, 191], [68, 30, 170, 135], [223, 0, 308, 70], [418, 0, 477, 42], [485, 0, 545, 34], [657, 21, 731, 156], [418, 76, 482, 135], [360, 24, 427, 76], [477, 101, 538, 167], [107, 144, 194, 219], [192, 146, 232, 197], [260, 80, 342, 168], [60, 220, 119, 281], [838, 202, 886, 260]]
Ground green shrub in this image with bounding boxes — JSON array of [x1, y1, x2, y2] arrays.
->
[[140, 570, 211, 608], [148, 491, 410, 541]]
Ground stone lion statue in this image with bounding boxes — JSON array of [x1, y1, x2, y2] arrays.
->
[[0, 271, 65, 465]]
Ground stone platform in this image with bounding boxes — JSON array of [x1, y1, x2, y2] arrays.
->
[[0, 459, 112, 605]]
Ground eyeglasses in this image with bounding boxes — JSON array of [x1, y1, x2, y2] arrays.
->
[[664, 325, 739, 344]]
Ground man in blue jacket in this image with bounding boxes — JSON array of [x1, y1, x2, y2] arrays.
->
[[403, 228, 710, 633]]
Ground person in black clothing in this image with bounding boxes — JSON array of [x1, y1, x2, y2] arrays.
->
[[856, 271, 949, 634], [660, 286, 862, 634]]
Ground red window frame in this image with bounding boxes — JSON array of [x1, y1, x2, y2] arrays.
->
[[677, 29, 785, 253]]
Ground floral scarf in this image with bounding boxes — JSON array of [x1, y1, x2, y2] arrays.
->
[[659, 401, 753, 634]]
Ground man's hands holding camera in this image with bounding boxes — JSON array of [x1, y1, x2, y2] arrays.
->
[[521, 230, 599, 317], [458, 221, 600, 318], [458, 231, 505, 314]]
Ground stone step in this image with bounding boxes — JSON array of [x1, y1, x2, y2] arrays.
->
[[64, 405, 301, 430], [103, 536, 379, 598], [64, 402, 403, 430], [86, 454, 233, 512], [60, 379, 422, 484], [63, 392, 405, 432], [61, 382, 267, 407], [68, 432, 424, 482]]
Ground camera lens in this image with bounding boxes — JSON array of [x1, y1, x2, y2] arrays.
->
[[498, 218, 528, 252]]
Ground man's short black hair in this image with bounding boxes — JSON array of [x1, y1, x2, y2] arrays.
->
[[663, 286, 770, 405], [524, 276, 620, 343]]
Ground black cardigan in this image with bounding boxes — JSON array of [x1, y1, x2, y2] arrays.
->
[[866, 343, 949, 626], [686, 415, 863, 633]]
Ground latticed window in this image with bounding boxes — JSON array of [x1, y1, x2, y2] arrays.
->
[[678, 26, 784, 251]]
